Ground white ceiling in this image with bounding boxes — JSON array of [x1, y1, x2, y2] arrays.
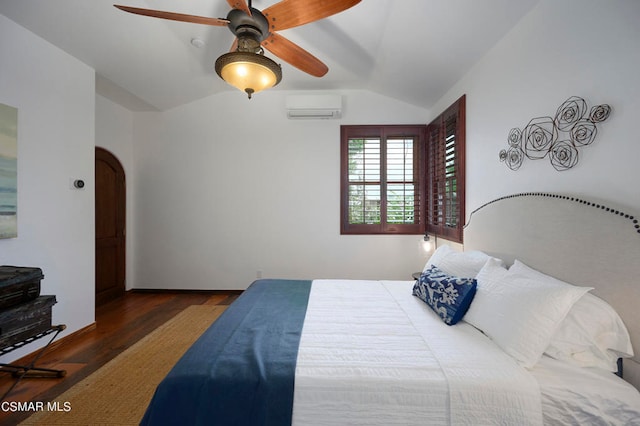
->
[[0, 0, 539, 111]]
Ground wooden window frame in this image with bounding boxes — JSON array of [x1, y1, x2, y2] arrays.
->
[[340, 125, 426, 235], [426, 95, 466, 243], [340, 97, 465, 240]]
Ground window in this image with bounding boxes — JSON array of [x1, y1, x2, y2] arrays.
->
[[426, 95, 466, 243], [340, 125, 426, 234], [339, 96, 465, 240]]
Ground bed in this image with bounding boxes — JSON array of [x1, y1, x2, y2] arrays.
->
[[141, 193, 640, 425]]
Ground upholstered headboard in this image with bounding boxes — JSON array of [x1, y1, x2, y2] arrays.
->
[[464, 192, 640, 390]]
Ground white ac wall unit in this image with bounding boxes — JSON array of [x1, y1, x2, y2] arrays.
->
[[286, 94, 342, 119]]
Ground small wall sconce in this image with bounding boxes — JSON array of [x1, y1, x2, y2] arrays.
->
[[422, 233, 434, 253]]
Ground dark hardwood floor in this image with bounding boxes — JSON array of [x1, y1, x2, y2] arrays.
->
[[0, 290, 240, 426]]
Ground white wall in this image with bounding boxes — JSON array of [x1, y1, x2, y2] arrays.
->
[[0, 15, 95, 359], [95, 95, 136, 290], [431, 0, 640, 223], [132, 90, 432, 290]]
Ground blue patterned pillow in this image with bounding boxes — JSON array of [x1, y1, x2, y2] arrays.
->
[[412, 265, 477, 325]]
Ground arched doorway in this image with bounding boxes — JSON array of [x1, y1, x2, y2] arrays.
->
[[95, 147, 126, 306]]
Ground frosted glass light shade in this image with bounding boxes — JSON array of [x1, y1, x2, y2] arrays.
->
[[215, 51, 282, 98]]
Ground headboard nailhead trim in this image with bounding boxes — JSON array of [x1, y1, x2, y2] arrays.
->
[[465, 192, 639, 235]]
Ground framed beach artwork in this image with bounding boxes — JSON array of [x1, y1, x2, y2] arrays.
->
[[0, 103, 17, 238]]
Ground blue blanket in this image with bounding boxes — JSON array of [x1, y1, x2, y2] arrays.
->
[[140, 279, 312, 426]]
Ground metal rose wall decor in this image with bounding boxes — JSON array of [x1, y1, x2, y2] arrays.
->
[[499, 96, 611, 171]]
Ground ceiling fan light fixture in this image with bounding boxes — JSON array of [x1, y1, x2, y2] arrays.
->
[[215, 51, 282, 99]]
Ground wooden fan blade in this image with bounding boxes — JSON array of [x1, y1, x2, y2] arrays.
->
[[262, 0, 361, 31], [262, 32, 328, 77], [227, 0, 252, 16], [114, 5, 229, 26], [229, 38, 238, 52]]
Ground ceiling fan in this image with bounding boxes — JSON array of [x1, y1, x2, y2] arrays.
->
[[114, 0, 361, 98]]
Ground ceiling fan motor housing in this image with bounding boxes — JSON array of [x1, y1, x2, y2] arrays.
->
[[215, 8, 281, 99], [226, 8, 270, 44]]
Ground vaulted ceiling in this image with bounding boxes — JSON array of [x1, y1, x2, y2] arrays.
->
[[0, 0, 539, 111]]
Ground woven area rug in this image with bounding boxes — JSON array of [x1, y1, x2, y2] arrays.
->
[[20, 305, 227, 425]]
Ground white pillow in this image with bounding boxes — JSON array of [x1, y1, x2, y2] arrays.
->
[[423, 245, 497, 278], [464, 258, 592, 368], [509, 260, 633, 372]]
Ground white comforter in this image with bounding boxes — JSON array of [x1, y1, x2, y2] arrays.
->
[[532, 356, 640, 425], [292, 279, 543, 425]]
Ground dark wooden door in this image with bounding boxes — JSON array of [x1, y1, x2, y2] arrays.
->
[[95, 147, 126, 306]]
